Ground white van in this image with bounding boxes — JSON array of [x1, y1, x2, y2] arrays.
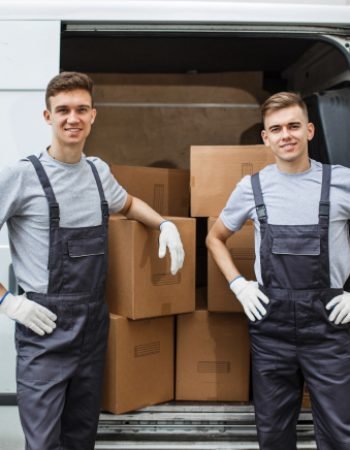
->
[[1, 0, 350, 442]]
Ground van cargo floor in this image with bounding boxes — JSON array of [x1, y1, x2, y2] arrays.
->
[[96, 403, 316, 449]]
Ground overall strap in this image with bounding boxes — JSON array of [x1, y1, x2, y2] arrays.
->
[[319, 164, 331, 225], [27, 155, 60, 227], [85, 159, 109, 224], [251, 172, 267, 223]]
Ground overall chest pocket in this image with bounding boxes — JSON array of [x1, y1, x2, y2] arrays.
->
[[272, 237, 320, 256], [63, 236, 106, 292], [270, 236, 321, 289], [68, 237, 105, 258]]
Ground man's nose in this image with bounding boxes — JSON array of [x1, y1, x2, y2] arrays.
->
[[281, 126, 291, 138], [67, 111, 79, 123]]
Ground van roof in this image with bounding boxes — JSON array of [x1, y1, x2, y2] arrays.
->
[[1, 1, 350, 27]]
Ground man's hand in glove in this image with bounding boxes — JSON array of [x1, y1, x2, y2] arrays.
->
[[230, 276, 270, 322], [158, 220, 185, 275], [326, 291, 350, 324], [0, 292, 57, 336]]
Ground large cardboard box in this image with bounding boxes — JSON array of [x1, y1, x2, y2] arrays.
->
[[111, 164, 190, 217], [190, 145, 275, 217], [207, 218, 255, 313], [102, 314, 174, 414], [176, 310, 250, 401], [107, 216, 196, 319]]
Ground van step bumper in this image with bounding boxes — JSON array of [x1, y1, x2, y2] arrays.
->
[[96, 403, 316, 449]]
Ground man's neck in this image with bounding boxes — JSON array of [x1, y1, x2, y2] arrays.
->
[[48, 144, 83, 164], [276, 158, 311, 174]]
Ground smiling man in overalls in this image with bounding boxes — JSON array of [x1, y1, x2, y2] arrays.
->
[[206, 92, 350, 450], [0, 71, 185, 450]]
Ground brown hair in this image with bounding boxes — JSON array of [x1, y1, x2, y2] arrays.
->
[[45, 71, 94, 110], [261, 91, 308, 124]]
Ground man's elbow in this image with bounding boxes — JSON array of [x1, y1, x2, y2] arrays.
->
[[121, 194, 133, 217], [205, 231, 216, 252]]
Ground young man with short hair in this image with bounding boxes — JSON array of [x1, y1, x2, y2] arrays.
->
[[0, 71, 185, 450], [207, 91, 350, 450]]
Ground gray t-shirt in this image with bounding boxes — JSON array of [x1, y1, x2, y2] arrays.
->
[[220, 159, 350, 288], [0, 150, 127, 293]]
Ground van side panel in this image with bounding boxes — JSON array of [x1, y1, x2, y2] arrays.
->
[[0, 20, 60, 395]]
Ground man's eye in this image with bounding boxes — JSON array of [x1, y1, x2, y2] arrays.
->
[[270, 127, 280, 133]]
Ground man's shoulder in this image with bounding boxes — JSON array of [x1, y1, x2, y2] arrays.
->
[[85, 155, 108, 169], [254, 163, 277, 180], [330, 162, 350, 173], [330, 162, 350, 188], [0, 155, 38, 177], [85, 155, 115, 180]]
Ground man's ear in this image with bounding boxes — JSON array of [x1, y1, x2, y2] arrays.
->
[[90, 108, 97, 125], [261, 129, 269, 147], [43, 109, 52, 125], [307, 122, 315, 141]]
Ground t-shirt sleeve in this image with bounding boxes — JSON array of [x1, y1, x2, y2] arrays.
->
[[219, 175, 255, 231], [88, 157, 128, 213], [331, 165, 350, 219], [0, 164, 26, 229]]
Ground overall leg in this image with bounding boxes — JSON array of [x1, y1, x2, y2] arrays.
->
[[301, 330, 350, 450], [60, 302, 108, 450], [60, 359, 105, 450], [16, 317, 80, 450], [251, 333, 303, 450], [17, 358, 69, 450]]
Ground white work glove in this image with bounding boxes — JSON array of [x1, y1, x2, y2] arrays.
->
[[0, 292, 57, 336], [158, 220, 185, 275], [326, 291, 350, 325], [230, 276, 269, 322]]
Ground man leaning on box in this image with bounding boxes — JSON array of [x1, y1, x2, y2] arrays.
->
[[0, 71, 184, 450], [206, 91, 350, 450]]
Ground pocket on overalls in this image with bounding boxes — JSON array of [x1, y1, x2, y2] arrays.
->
[[64, 237, 105, 292], [271, 236, 321, 289], [248, 300, 273, 327]]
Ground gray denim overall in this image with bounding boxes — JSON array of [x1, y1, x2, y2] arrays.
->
[[15, 155, 109, 450], [250, 164, 350, 450]]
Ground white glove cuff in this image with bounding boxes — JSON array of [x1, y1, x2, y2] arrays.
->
[[159, 220, 171, 230], [0, 291, 11, 306], [229, 276, 248, 296], [229, 275, 245, 287]]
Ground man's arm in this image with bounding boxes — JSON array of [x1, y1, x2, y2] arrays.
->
[[0, 283, 7, 300], [206, 217, 241, 282], [120, 194, 185, 275], [206, 217, 269, 322], [121, 194, 164, 228]]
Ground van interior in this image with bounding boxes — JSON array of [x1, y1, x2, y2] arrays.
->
[[60, 25, 350, 303], [60, 27, 350, 169]]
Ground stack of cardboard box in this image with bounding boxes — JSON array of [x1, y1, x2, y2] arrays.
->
[[102, 145, 275, 414], [178, 145, 275, 403], [102, 165, 195, 414]]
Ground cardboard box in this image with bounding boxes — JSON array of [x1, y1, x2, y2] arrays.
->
[[207, 218, 255, 313], [176, 310, 250, 401], [190, 145, 275, 217], [107, 216, 196, 319], [102, 314, 174, 414], [111, 164, 190, 217], [302, 384, 312, 409]]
